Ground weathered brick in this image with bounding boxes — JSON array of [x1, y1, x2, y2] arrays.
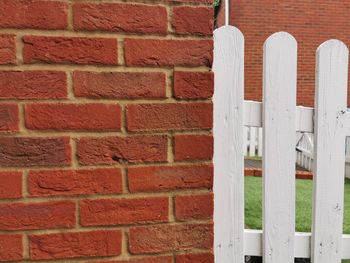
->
[[176, 253, 214, 263], [23, 36, 118, 65], [0, 71, 67, 99], [30, 230, 122, 260], [129, 223, 213, 254], [0, 34, 15, 64], [128, 164, 213, 192], [0, 0, 67, 29], [174, 134, 213, 161], [0, 137, 71, 167], [29, 168, 122, 197], [74, 71, 166, 99], [74, 3, 167, 34], [0, 104, 19, 132], [25, 103, 121, 131], [77, 135, 167, 165], [80, 197, 168, 226], [0, 172, 22, 199], [175, 193, 213, 220], [174, 71, 214, 99], [0, 201, 75, 230], [172, 6, 213, 35], [124, 39, 212, 67], [0, 0, 215, 259], [0, 234, 23, 262], [127, 103, 212, 131]]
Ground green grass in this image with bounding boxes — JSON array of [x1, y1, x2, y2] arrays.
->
[[245, 176, 350, 232], [245, 176, 350, 262], [245, 156, 262, 161]]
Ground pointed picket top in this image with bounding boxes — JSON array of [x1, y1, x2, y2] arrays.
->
[[312, 39, 349, 263], [213, 25, 245, 263], [263, 31, 297, 263]]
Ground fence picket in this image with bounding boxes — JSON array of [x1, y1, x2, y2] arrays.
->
[[311, 40, 349, 263], [213, 25, 245, 263], [249, 127, 257, 157], [262, 32, 297, 263], [258, 128, 263, 156], [244, 127, 249, 156]]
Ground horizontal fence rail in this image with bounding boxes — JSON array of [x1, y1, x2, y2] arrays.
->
[[244, 230, 350, 259], [244, 100, 314, 132], [214, 25, 350, 263]]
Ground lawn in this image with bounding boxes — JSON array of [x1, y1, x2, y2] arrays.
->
[[245, 176, 350, 261]]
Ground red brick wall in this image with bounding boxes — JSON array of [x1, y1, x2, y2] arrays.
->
[[0, 0, 214, 261], [217, 0, 350, 106]]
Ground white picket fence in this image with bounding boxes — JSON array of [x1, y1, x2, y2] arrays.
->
[[296, 133, 350, 179], [296, 132, 314, 171], [244, 126, 263, 157], [213, 25, 350, 262]]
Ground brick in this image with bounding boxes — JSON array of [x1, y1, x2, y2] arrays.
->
[[170, 0, 213, 3], [80, 197, 168, 226], [77, 135, 167, 165], [30, 230, 121, 260], [0, 172, 22, 199], [74, 71, 166, 99], [174, 134, 213, 161], [128, 164, 213, 192], [0, 234, 23, 262], [129, 223, 213, 254], [219, 1, 350, 106], [96, 256, 173, 263], [0, 137, 71, 167], [23, 36, 118, 65], [74, 3, 167, 34], [176, 253, 214, 263], [0, 71, 67, 99], [0, 201, 75, 230], [0, 34, 15, 64], [0, 104, 19, 132], [174, 71, 214, 99], [172, 7, 213, 35], [127, 103, 212, 131], [124, 39, 212, 67], [25, 103, 121, 131], [0, 0, 67, 29], [29, 168, 122, 197], [175, 193, 213, 220]]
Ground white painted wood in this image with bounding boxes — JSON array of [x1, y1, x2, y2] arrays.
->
[[258, 128, 263, 156], [244, 230, 263, 257], [244, 100, 314, 132], [296, 133, 315, 171], [262, 32, 297, 263], [249, 127, 257, 157], [244, 100, 262, 127], [343, 234, 350, 258], [296, 106, 314, 133], [311, 40, 349, 263], [244, 230, 350, 259], [213, 25, 245, 263], [295, 232, 312, 258], [244, 127, 249, 156]]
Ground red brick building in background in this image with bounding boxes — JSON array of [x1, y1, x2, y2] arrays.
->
[[217, 0, 350, 106]]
